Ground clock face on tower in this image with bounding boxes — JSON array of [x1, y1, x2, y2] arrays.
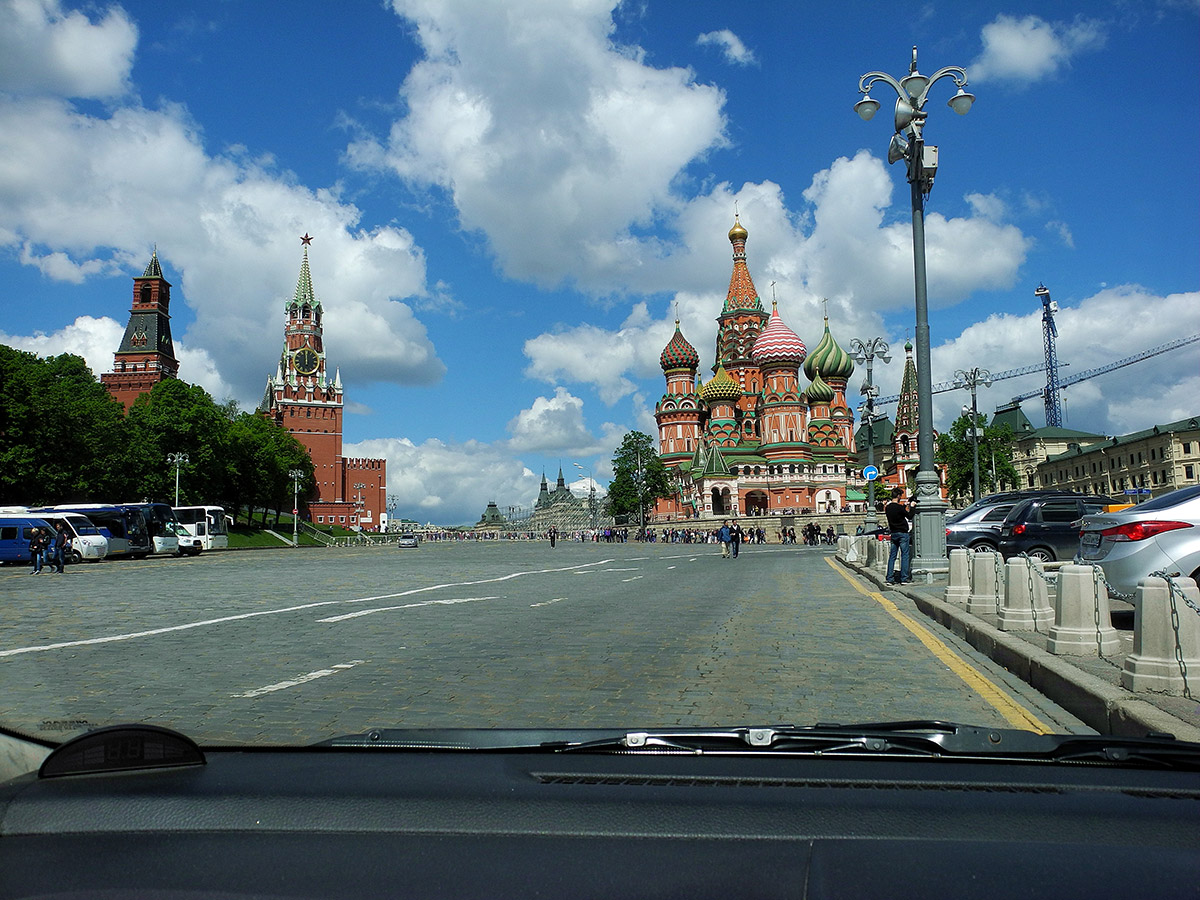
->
[[294, 348, 319, 375]]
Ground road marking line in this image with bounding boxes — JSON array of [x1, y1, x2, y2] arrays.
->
[[0, 560, 616, 658], [621, 575, 644, 582], [531, 598, 566, 608], [234, 660, 366, 698], [319, 596, 500, 623], [824, 558, 1051, 734], [604, 567, 640, 572]]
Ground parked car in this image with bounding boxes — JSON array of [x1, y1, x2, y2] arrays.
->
[[945, 500, 1019, 552], [1077, 484, 1200, 596], [997, 493, 1117, 561], [397, 533, 419, 549]]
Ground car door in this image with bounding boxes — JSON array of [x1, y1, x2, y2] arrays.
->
[[1036, 498, 1085, 559]]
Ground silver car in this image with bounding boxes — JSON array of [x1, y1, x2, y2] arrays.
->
[[1077, 484, 1200, 596]]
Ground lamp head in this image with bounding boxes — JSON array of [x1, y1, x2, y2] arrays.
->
[[854, 95, 880, 121], [887, 133, 909, 165], [899, 71, 928, 100], [893, 97, 915, 132], [948, 88, 975, 115]]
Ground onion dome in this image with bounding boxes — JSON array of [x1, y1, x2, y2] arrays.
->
[[659, 321, 699, 371], [805, 371, 835, 404], [699, 365, 741, 404], [728, 217, 748, 242], [803, 317, 854, 381], [751, 301, 807, 367]]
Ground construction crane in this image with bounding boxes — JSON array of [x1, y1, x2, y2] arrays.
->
[[998, 332, 1200, 413], [1036, 284, 1062, 426], [872, 361, 1059, 406]]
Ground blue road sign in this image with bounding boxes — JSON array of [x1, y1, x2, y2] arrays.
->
[[863, 466, 879, 481]]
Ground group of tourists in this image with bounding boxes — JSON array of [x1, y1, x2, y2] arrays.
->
[[28, 523, 70, 574]]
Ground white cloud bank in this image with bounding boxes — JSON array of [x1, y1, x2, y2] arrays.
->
[[970, 14, 1106, 84], [696, 29, 756, 66]]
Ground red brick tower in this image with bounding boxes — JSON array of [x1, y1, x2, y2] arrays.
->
[[260, 236, 387, 530], [714, 217, 768, 443], [101, 249, 180, 411]]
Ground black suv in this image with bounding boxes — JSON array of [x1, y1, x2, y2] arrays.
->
[[996, 493, 1117, 561]]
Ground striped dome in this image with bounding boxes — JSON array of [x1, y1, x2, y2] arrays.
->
[[805, 371, 835, 404], [659, 322, 699, 371], [803, 318, 855, 381], [751, 303, 807, 366], [699, 365, 742, 403]]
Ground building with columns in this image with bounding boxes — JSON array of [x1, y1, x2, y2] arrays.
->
[[652, 219, 862, 520], [259, 237, 387, 530], [101, 250, 180, 410]]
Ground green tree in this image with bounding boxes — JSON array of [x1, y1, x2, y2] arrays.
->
[[935, 416, 1018, 502], [124, 379, 234, 505], [225, 413, 313, 525], [0, 346, 133, 504], [603, 431, 671, 529]]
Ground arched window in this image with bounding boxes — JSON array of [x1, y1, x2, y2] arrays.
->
[[140, 285, 152, 305]]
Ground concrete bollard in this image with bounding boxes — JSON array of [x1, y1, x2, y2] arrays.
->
[[843, 535, 869, 564], [944, 548, 971, 604], [966, 550, 1003, 616], [1121, 576, 1200, 695], [836, 535, 849, 560], [997, 557, 1055, 632], [1047, 565, 1122, 656]]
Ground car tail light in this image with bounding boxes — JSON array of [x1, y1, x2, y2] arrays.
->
[[1099, 521, 1193, 542], [1012, 524, 1026, 535]]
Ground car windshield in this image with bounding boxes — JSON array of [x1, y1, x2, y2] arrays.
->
[[1, 2, 1198, 762]]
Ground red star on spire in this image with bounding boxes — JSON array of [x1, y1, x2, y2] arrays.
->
[[300, 233, 313, 246]]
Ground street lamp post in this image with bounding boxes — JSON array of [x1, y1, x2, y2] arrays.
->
[[289, 469, 304, 547], [386, 494, 398, 533], [855, 46, 974, 571], [850, 338, 891, 528], [573, 462, 598, 530], [954, 367, 992, 502], [167, 453, 189, 507]]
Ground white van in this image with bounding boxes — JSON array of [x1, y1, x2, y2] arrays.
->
[[31, 511, 110, 562]]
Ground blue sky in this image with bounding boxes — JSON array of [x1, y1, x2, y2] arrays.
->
[[1, 0, 1197, 525]]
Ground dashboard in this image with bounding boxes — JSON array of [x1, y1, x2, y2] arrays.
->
[[3, 731, 1199, 899]]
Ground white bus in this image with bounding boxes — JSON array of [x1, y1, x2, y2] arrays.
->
[[173, 506, 230, 553]]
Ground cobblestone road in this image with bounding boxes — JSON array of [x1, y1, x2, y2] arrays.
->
[[0, 541, 1091, 743]]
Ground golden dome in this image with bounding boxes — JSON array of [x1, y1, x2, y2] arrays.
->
[[728, 216, 748, 242]]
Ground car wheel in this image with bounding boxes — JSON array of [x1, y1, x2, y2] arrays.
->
[[70, 550, 82, 563], [968, 541, 997, 552], [1026, 547, 1054, 562]]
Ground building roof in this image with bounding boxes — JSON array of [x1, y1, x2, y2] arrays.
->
[[721, 217, 763, 314], [893, 341, 919, 434], [751, 301, 807, 367], [1045, 415, 1200, 462], [802, 317, 854, 382], [141, 248, 163, 279], [288, 246, 321, 311], [700, 365, 741, 403], [659, 321, 699, 371]]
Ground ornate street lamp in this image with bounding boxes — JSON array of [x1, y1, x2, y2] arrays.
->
[[166, 452, 189, 507], [954, 367, 993, 502], [387, 494, 399, 533], [855, 46, 974, 571], [574, 462, 598, 530], [289, 469, 304, 546], [850, 338, 891, 528]]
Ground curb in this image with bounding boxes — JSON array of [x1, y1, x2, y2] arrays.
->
[[845, 560, 1200, 742]]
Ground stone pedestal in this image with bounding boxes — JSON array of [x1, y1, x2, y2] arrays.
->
[[1121, 576, 1200, 694], [998, 557, 1055, 632], [1047, 564, 1122, 656], [944, 549, 970, 604], [966, 550, 1002, 616]]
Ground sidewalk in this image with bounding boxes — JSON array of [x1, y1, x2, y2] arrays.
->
[[843, 559, 1200, 742]]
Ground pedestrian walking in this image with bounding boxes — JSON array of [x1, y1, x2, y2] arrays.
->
[[885, 489, 915, 584], [50, 521, 69, 573], [730, 520, 743, 558], [548, 525, 557, 548], [29, 527, 47, 574], [717, 520, 731, 558]]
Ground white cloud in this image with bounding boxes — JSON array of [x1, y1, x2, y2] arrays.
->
[[970, 14, 1106, 84], [350, 0, 728, 289], [506, 386, 623, 455], [0, 93, 444, 408], [696, 29, 756, 66], [0, 0, 136, 98]]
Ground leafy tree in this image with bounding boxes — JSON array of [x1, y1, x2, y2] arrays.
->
[[0, 346, 133, 504], [225, 413, 313, 525], [603, 431, 671, 528], [935, 415, 1018, 501]]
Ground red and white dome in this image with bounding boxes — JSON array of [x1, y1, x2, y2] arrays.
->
[[751, 303, 807, 367]]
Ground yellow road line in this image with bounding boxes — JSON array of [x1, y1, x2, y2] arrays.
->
[[825, 557, 1050, 734]]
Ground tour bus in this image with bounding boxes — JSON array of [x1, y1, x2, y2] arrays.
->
[[0, 512, 53, 565], [22, 509, 110, 561], [119, 502, 181, 556], [173, 506, 230, 553], [47, 505, 151, 559]]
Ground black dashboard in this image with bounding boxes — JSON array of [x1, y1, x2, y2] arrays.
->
[[3, 739, 1200, 899]]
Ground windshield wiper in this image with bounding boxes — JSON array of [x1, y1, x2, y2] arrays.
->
[[316, 721, 1200, 770]]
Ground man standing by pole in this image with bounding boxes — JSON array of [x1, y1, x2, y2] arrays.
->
[[885, 488, 915, 585]]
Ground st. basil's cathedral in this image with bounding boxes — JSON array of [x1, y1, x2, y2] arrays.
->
[[652, 218, 937, 521]]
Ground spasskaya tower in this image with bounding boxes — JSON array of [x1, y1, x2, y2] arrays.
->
[[260, 235, 387, 531]]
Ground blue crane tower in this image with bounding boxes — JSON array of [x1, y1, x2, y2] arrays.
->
[[1035, 284, 1062, 427]]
